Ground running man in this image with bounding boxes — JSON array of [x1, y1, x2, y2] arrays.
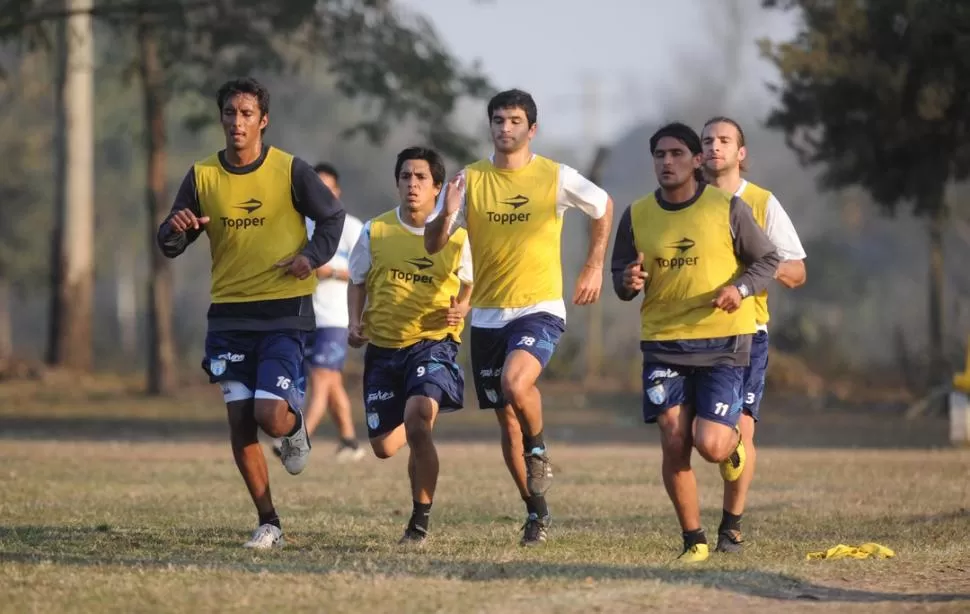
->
[[302, 162, 366, 461], [701, 116, 807, 553], [611, 122, 780, 562], [348, 147, 472, 544], [156, 77, 345, 549], [426, 88, 614, 546]]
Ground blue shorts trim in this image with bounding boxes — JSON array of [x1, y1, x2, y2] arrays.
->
[[641, 359, 744, 428], [306, 327, 348, 371], [470, 313, 566, 410], [742, 331, 769, 420], [362, 338, 465, 438], [202, 329, 308, 409]]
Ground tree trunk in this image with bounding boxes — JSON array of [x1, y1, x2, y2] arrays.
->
[[0, 277, 12, 362], [928, 203, 947, 384], [139, 26, 177, 395], [48, 0, 95, 370]]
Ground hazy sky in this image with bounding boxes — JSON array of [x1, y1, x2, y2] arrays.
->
[[400, 0, 798, 147]]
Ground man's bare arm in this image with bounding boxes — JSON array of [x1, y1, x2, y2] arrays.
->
[[775, 260, 806, 288]]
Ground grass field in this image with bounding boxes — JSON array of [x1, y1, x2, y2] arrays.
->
[[1, 378, 969, 613]]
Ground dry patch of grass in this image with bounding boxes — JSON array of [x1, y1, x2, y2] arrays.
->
[[1, 438, 968, 613]]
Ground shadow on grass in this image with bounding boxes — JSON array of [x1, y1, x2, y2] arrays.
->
[[1, 525, 968, 605]]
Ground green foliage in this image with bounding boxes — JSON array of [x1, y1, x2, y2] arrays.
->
[[761, 0, 970, 215], [0, 1, 492, 159], [0, 47, 53, 286]]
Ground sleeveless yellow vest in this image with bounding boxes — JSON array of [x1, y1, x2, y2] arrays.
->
[[464, 156, 563, 308], [631, 185, 757, 341], [195, 147, 316, 303], [365, 209, 467, 348]]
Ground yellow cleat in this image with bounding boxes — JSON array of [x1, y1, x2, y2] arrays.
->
[[678, 543, 710, 563], [719, 429, 746, 482]]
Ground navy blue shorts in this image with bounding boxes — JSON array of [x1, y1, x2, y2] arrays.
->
[[470, 313, 566, 410], [202, 329, 308, 408], [362, 338, 465, 438], [641, 360, 745, 428], [742, 331, 769, 420], [306, 327, 348, 371]]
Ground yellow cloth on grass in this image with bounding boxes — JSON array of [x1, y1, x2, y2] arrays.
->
[[806, 543, 895, 560]]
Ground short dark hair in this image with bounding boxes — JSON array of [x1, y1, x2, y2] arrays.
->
[[650, 122, 704, 182], [313, 162, 340, 183], [703, 116, 748, 172], [216, 78, 270, 116], [649, 122, 702, 155], [394, 147, 446, 186], [487, 89, 538, 126]]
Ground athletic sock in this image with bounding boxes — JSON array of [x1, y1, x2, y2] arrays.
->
[[683, 528, 707, 549], [523, 430, 545, 455], [339, 437, 359, 450], [525, 494, 549, 520], [719, 509, 743, 533], [410, 500, 432, 533], [258, 509, 281, 530]]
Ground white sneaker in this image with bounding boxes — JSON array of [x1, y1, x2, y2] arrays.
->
[[243, 523, 284, 549], [335, 444, 365, 463], [279, 411, 311, 475]]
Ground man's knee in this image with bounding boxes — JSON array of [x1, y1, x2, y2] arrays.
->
[[370, 440, 396, 459], [657, 410, 692, 466], [693, 427, 735, 463], [370, 425, 406, 459], [500, 363, 538, 408], [404, 397, 436, 445], [254, 398, 291, 438]]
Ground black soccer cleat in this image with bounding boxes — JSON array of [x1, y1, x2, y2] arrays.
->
[[520, 513, 548, 547], [715, 529, 744, 554], [399, 524, 429, 546]]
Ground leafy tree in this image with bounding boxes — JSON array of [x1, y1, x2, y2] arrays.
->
[[761, 0, 970, 382], [1, 0, 492, 393]]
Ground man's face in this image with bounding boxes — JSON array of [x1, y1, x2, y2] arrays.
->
[[653, 136, 701, 190], [397, 159, 440, 213], [702, 121, 746, 175], [317, 172, 341, 199], [221, 93, 267, 150], [490, 106, 535, 154]]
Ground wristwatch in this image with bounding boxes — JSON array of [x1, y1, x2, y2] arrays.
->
[[735, 283, 750, 298]]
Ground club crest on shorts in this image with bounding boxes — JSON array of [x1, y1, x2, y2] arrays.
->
[[367, 412, 380, 430], [485, 388, 499, 404], [646, 381, 666, 406], [209, 358, 227, 377]]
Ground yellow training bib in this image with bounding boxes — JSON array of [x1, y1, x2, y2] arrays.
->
[[365, 209, 467, 348], [464, 156, 563, 308], [631, 185, 756, 341], [195, 147, 316, 303]]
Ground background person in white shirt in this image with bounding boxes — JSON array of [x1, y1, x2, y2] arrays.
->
[[701, 117, 807, 554], [302, 163, 365, 462]]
